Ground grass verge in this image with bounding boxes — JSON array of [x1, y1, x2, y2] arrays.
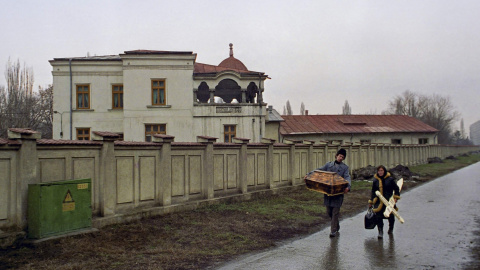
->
[[1, 153, 479, 270]]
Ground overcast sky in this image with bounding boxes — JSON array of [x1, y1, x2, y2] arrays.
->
[[1, 0, 479, 133]]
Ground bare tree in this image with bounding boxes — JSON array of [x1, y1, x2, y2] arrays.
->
[[300, 102, 305, 115], [0, 58, 53, 138], [460, 118, 465, 139], [342, 100, 351, 115], [286, 100, 292, 115], [36, 84, 54, 138], [383, 91, 459, 144], [384, 90, 422, 117]]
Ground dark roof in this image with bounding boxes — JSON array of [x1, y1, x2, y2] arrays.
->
[[122, 50, 194, 55], [280, 115, 438, 135], [51, 55, 122, 62], [51, 50, 194, 62], [267, 108, 284, 122]]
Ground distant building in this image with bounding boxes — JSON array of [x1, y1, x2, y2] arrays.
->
[[265, 106, 284, 142], [50, 44, 269, 142], [279, 115, 438, 144], [470, 120, 480, 145]]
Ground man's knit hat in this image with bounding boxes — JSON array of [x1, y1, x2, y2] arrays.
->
[[336, 148, 347, 157]]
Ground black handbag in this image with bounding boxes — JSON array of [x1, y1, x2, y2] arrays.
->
[[364, 206, 376, 229]]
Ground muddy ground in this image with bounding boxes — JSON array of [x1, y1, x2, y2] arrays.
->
[[0, 176, 432, 270]]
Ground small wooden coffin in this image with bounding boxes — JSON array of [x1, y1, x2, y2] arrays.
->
[[304, 170, 349, 196]]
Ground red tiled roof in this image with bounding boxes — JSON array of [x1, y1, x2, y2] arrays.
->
[[0, 138, 21, 145], [193, 62, 264, 76], [8, 128, 39, 134], [280, 115, 438, 135], [218, 56, 248, 71], [37, 139, 103, 145], [114, 141, 160, 146], [92, 131, 121, 138]]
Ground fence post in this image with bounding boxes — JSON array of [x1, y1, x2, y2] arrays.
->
[[198, 136, 217, 199], [152, 134, 175, 206], [305, 140, 315, 172], [262, 138, 276, 189], [233, 137, 250, 194], [283, 139, 297, 185], [92, 132, 119, 217], [8, 128, 41, 228]]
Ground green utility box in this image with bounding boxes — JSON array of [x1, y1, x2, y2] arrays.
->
[[28, 178, 92, 239]]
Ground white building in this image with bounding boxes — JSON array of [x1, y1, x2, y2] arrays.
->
[[50, 44, 269, 142], [470, 120, 480, 145]]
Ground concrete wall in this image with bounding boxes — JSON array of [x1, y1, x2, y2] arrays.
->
[[1, 130, 479, 240]]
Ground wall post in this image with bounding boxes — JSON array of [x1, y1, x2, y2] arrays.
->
[[261, 138, 275, 189], [198, 136, 217, 199], [233, 137, 250, 194], [92, 132, 119, 217], [152, 134, 175, 206], [8, 129, 41, 229]]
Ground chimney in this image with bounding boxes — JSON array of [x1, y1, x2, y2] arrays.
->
[[305, 110, 309, 115]]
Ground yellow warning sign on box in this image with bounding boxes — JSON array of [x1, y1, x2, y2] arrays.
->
[[62, 190, 75, 212]]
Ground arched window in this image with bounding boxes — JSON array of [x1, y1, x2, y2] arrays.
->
[[197, 82, 210, 103], [214, 79, 241, 103], [246, 82, 258, 103]]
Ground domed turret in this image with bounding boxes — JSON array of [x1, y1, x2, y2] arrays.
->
[[218, 43, 248, 71]]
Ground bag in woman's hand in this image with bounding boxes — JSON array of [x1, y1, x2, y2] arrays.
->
[[364, 206, 376, 229]]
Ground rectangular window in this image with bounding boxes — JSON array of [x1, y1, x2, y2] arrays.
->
[[224, 125, 236, 142], [391, 139, 402, 144], [76, 128, 90, 140], [145, 124, 166, 142], [360, 139, 371, 144], [152, 79, 166, 105], [418, 138, 429, 144], [112, 84, 124, 109], [76, 85, 90, 109]]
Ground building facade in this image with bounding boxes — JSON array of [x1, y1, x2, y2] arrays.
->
[[470, 120, 480, 145], [50, 44, 269, 142]]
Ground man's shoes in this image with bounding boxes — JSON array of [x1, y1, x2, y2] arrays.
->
[[329, 231, 339, 238], [378, 230, 383, 239]]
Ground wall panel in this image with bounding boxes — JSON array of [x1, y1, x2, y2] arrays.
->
[[189, 155, 201, 194], [39, 158, 65, 182], [116, 157, 134, 204], [139, 156, 155, 201], [171, 156, 185, 197], [0, 159, 9, 220]]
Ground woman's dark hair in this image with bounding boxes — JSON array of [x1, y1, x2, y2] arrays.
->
[[376, 165, 387, 174]]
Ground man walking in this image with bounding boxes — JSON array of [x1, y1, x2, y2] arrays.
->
[[313, 148, 351, 237]]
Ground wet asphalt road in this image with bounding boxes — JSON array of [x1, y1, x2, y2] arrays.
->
[[216, 162, 480, 270]]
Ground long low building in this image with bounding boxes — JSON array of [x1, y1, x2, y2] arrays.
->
[[279, 114, 438, 144]]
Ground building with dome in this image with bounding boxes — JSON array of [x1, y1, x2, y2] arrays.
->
[[50, 44, 270, 142]]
